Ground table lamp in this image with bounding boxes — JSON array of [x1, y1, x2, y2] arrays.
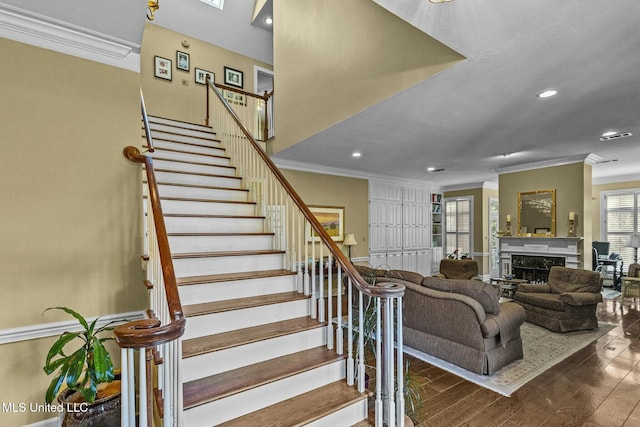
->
[[627, 233, 640, 264], [343, 233, 357, 261]]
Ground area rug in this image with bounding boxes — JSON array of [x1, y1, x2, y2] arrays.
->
[[402, 321, 615, 397]]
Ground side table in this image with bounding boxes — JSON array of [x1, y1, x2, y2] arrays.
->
[[490, 277, 528, 299]]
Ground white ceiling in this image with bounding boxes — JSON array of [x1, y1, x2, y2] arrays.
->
[[11, 0, 637, 188], [274, 0, 640, 187]]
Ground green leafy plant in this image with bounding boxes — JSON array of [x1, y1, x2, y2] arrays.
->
[[43, 307, 116, 404]]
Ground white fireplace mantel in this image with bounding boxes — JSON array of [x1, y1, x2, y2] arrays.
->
[[499, 236, 583, 276]]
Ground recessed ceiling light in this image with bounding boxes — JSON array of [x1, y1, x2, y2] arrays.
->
[[601, 130, 618, 137], [264, 17, 273, 25], [600, 131, 632, 142], [352, 152, 361, 158], [537, 90, 557, 99], [427, 167, 445, 172]]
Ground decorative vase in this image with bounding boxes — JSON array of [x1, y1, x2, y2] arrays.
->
[[58, 381, 121, 427]]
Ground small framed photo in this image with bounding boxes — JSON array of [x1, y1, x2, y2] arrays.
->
[[223, 90, 246, 106], [224, 66, 243, 88], [154, 56, 172, 81], [195, 68, 214, 85], [176, 51, 190, 71]]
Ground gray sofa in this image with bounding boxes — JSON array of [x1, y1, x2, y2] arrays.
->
[[354, 266, 526, 375]]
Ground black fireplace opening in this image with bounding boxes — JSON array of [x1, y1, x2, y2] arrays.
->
[[512, 255, 565, 283]]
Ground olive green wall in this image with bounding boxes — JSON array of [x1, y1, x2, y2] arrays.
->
[[141, 23, 272, 124], [499, 162, 591, 268], [592, 180, 640, 240], [443, 187, 498, 276], [272, 0, 464, 154], [280, 169, 369, 260], [0, 38, 146, 426]]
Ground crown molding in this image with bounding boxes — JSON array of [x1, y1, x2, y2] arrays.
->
[[0, 3, 141, 72], [495, 153, 602, 175], [442, 181, 498, 192], [272, 157, 436, 188], [0, 310, 146, 345]]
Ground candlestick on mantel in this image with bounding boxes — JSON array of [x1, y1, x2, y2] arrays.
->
[[505, 214, 512, 236], [569, 211, 575, 221], [506, 214, 511, 222]]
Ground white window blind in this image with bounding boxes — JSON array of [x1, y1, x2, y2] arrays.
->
[[603, 190, 640, 271], [444, 197, 472, 257]]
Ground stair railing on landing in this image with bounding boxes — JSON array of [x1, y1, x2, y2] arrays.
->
[[205, 77, 274, 141], [117, 92, 186, 426], [206, 79, 407, 427]]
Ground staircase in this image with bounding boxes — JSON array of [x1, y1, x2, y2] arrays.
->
[[145, 115, 370, 426]]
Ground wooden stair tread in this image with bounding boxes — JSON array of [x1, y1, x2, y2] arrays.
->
[[150, 156, 236, 169], [153, 168, 241, 180], [164, 213, 260, 219], [176, 268, 294, 286], [173, 249, 284, 259], [148, 133, 220, 145], [184, 291, 308, 317], [158, 197, 255, 205], [151, 146, 230, 160], [147, 116, 214, 132], [218, 380, 369, 427], [182, 316, 323, 357], [154, 181, 248, 191], [183, 347, 346, 410], [148, 129, 219, 142]]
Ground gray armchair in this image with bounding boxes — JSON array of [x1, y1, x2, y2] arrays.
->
[[513, 266, 602, 332]]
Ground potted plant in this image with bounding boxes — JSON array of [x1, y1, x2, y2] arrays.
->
[[43, 307, 121, 426]]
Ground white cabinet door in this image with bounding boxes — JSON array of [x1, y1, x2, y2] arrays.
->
[[402, 251, 417, 272], [386, 252, 403, 270], [416, 250, 432, 276]]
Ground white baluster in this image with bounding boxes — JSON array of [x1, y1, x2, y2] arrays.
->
[[120, 348, 129, 427], [138, 348, 147, 427]]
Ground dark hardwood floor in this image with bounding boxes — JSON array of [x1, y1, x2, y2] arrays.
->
[[402, 295, 640, 427]]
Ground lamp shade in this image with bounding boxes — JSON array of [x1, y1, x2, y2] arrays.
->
[[343, 233, 357, 246], [627, 233, 640, 249]]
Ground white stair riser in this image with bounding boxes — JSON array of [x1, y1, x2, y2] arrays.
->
[[161, 199, 255, 216], [183, 361, 346, 426], [153, 150, 229, 165], [179, 274, 296, 305], [306, 400, 368, 427], [152, 159, 235, 175], [148, 117, 212, 132], [182, 328, 326, 382], [155, 171, 241, 188], [174, 253, 283, 277], [150, 123, 216, 139], [165, 216, 263, 234], [183, 299, 309, 339], [151, 138, 224, 156], [170, 234, 273, 257], [157, 184, 248, 201]]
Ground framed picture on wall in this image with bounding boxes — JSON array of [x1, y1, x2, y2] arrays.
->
[[306, 206, 345, 242], [176, 51, 190, 71], [224, 66, 243, 88], [154, 56, 172, 81], [195, 68, 214, 85]]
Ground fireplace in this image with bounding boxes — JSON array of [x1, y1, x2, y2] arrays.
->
[[511, 254, 565, 283], [498, 237, 583, 281]]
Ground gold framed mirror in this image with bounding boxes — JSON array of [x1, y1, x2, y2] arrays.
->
[[517, 189, 556, 236]]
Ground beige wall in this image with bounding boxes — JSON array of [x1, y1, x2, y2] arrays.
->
[[280, 169, 369, 260], [499, 162, 590, 268], [443, 187, 498, 276], [140, 23, 273, 124], [0, 38, 146, 426], [272, 0, 464, 153]]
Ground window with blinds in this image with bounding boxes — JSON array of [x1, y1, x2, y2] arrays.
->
[[603, 190, 640, 271], [444, 197, 473, 257]]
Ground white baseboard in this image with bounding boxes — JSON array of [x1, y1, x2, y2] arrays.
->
[[0, 311, 147, 345]]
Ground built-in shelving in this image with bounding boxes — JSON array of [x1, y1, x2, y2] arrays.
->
[[431, 193, 442, 248]]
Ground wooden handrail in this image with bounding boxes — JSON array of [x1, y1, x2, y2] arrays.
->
[[206, 80, 404, 299], [140, 89, 154, 153], [116, 98, 185, 348]]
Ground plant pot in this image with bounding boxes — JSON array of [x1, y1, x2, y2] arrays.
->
[[58, 381, 121, 427]]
